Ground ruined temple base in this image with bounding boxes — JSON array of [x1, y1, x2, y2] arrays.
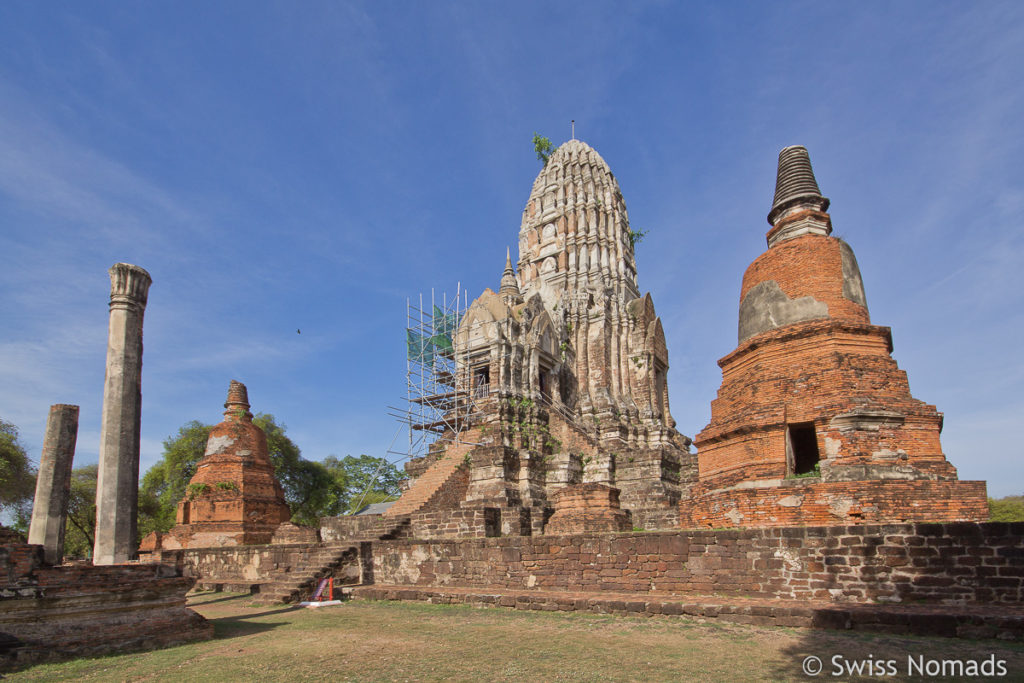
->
[[1, 543, 212, 671], [545, 484, 632, 535], [680, 479, 989, 528]]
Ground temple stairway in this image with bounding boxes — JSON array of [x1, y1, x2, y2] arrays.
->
[[250, 517, 412, 605], [384, 442, 474, 517], [250, 543, 360, 605]]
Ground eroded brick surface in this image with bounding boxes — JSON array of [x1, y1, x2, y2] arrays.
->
[[0, 542, 211, 671], [368, 523, 1024, 605], [545, 483, 632, 534]]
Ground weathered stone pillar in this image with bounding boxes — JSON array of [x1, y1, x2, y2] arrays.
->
[[28, 404, 79, 565], [93, 263, 152, 565]]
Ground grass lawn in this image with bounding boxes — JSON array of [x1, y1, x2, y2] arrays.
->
[[7, 591, 1024, 682]]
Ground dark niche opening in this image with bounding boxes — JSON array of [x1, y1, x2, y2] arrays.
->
[[473, 365, 490, 397], [484, 507, 501, 537], [788, 422, 820, 475]]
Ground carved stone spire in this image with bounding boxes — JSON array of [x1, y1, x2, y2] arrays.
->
[[766, 145, 831, 247], [499, 246, 521, 304], [518, 139, 639, 309]]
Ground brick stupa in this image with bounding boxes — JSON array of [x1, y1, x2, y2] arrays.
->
[[681, 146, 988, 527], [157, 381, 291, 548]]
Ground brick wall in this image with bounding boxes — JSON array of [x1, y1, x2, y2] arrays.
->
[[321, 514, 409, 543], [370, 523, 1024, 605], [147, 542, 353, 591], [410, 508, 491, 538], [681, 480, 989, 528]]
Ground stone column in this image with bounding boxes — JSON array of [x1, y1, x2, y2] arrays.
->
[[93, 263, 152, 565], [27, 404, 79, 565]]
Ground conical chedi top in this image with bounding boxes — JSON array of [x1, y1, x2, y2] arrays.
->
[[768, 145, 830, 225], [738, 145, 869, 343]]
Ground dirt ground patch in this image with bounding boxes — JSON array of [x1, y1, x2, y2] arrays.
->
[[7, 591, 1024, 682]]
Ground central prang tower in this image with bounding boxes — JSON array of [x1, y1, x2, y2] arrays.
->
[[516, 140, 673, 436], [386, 139, 695, 534]]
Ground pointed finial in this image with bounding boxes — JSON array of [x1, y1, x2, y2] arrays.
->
[[499, 247, 521, 302], [767, 145, 830, 226], [224, 380, 253, 422]]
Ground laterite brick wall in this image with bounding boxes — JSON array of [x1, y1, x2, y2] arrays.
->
[[370, 522, 1023, 605]]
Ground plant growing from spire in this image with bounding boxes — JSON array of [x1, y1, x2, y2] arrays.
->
[[628, 228, 648, 249], [533, 133, 554, 165]]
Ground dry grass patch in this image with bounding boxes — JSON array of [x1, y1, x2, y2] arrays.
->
[[6, 591, 1024, 682]]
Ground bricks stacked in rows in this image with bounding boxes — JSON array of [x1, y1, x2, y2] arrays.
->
[[369, 524, 1024, 605]]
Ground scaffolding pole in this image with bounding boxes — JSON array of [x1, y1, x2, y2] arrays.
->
[[390, 284, 486, 461]]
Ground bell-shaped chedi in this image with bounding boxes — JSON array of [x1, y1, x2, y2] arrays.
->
[[155, 381, 292, 549], [681, 146, 988, 528]]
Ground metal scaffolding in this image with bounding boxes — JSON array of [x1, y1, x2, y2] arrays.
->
[[387, 284, 482, 461]]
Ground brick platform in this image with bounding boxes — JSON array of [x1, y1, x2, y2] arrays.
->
[[1, 542, 211, 671], [545, 483, 632, 534]]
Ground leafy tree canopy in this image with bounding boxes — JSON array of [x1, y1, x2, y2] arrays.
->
[[0, 418, 36, 529], [64, 464, 97, 559], [323, 454, 406, 514], [139, 420, 211, 537], [989, 496, 1024, 522]]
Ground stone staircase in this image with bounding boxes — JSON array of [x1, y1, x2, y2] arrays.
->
[[384, 442, 473, 517], [252, 516, 416, 605], [250, 543, 360, 605]]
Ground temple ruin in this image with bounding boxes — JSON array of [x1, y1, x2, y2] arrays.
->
[[381, 140, 986, 537], [681, 146, 988, 527], [1, 265, 211, 672], [383, 139, 696, 536], [4, 143, 1012, 673], [142, 381, 298, 552]]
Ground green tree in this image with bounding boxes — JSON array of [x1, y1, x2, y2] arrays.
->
[[533, 132, 555, 165], [324, 454, 406, 514], [989, 496, 1024, 522], [64, 464, 97, 559], [139, 420, 211, 537], [0, 418, 36, 531]]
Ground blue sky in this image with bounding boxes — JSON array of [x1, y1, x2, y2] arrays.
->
[[1, 2, 1022, 497]]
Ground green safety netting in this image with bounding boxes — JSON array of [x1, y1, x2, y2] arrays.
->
[[433, 305, 460, 337], [406, 306, 462, 364], [406, 329, 434, 365]]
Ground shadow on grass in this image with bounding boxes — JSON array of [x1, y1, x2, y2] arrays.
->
[[767, 617, 1024, 682], [193, 595, 302, 641], [187, 592, 253, 606]]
